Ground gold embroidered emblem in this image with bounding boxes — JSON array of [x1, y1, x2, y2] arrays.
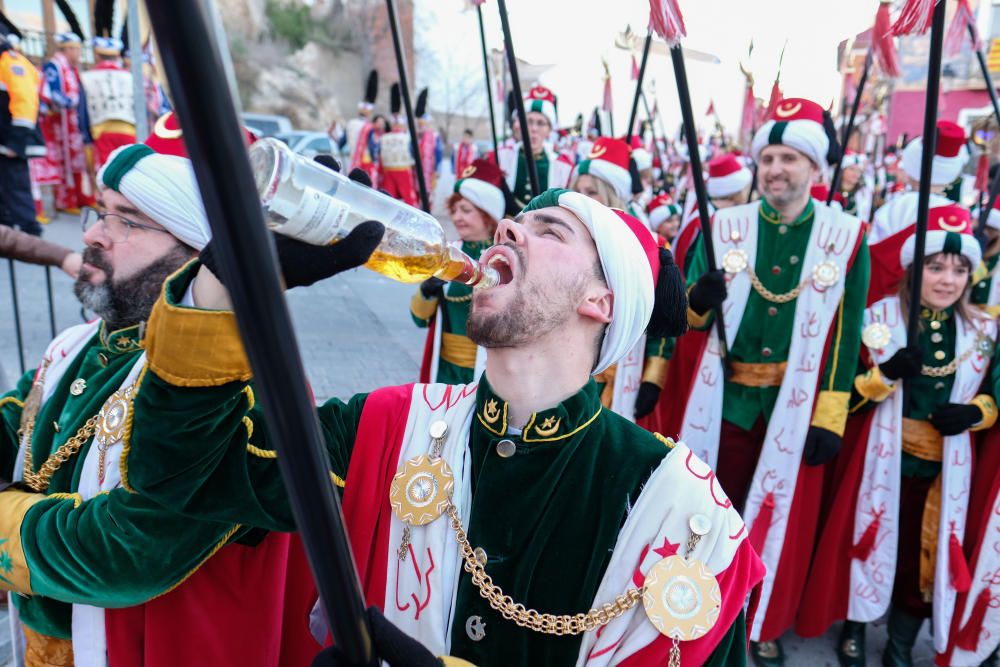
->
[[643, 555, 721, 641], [531, 88, 547, 99], [69, 379, 87, 396], [534, 416, 561, 437], [774, 101, 802, 118], [937, 215, 966, 232], [862, 322, 892, 350], [483, 398, 501, 424], [461, 165, 477, 179], [114, 337, 136, 351], [389, 455, 454, 526], [96, 388, 132, 445], [588, 145, 608, 159]]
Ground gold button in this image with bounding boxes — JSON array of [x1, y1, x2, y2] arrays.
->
[[97, 353, 109, 367], [778, 225, 788, 235], [789, 255, 799, 265], [931, 333, 943, 343], [768, 307, 778, 316], [496, 439, 516, 458], [762, 347, 772, 358], [52, 421, 60, 433], [934, 382, 946, 390], [934, 350, 946, 361], [930, 321, 942, 330], [474, 547, 488, 565]]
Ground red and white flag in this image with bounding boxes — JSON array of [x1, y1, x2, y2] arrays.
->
[[648, 0, 687, 46], [873, 0, 901, 77], [603, 76, 614, 113], [890, 0, 938, 37]]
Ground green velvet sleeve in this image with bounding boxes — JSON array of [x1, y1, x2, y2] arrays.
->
[[818, 237, 870, 395], [0, 370, 33, 480], [18, 490, 243, 607], [645, 336, 674, 361], [703, 610, 748, 667], [127, 371, 369, 532]]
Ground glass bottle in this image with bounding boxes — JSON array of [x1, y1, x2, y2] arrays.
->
[[248, 137, 500, 288]]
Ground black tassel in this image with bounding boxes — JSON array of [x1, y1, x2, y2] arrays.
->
[[647, 247, 688, 338], [390, 83, 401, 115], [364, 70, 378, 105], [415, 88, 428, 119], [94, 0, 114, 38], [823, 110, 842, 168], [628, 158, 643, 195], [54, 0, 85, 40]]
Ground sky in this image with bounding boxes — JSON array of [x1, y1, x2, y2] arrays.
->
[[416, 0, 883, 137]]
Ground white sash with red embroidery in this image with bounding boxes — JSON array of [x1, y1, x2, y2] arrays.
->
[[427, 306, 485, 384], [8, 319, 147, 667], [679, 200, 863, 641], [381, 384, 760, 663], [949, 487, 1000, 665], [853, 298, 991, 650], [609, 335, 645, 423]]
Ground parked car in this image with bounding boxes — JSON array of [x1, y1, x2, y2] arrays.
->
[[273, 131, 340, 159], [241, 113, 293, 137]]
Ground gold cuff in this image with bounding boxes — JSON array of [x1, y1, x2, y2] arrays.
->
[[971, 394, 998, 432], [145, 262, 252, 387], [0, 490, 50, 594], [440, 332, 477, 369], [810, 390, 851, 437], [641, 356, 669, 389], [686, 283, 712, 329], [853, 366, 896, 403], [410, 292, 438, 321], [440, 658, 478, 667]]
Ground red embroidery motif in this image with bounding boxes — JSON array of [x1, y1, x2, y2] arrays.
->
[[685, 450, 733, 509], [395, 545, 436, 621], [421, 384, 478, 412]]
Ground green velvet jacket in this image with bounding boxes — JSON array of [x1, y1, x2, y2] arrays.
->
[[971, 254, 999, 310], [513, 150, 549, 210], [0, 324, 246, 640], [124, 262, 750, 667], [411, 240, 491, 385], [686, 198, 870, 436]]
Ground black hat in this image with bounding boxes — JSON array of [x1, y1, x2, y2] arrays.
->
[[361, 70, 378, 110], [415, 88, 430, 121]]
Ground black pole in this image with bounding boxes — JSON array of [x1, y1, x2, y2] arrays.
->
[[641, 92, 669, 193], [476, 5, 500, 164], [144, 2, 374, 664], [627, 33, 653, 141], [496, 0, 540, 197], [669, 46, 730, 373], [906, 1, 947, 350], [7, 260, 24, 375], [827, 50, 872, 205], [44, 266, 56, 337], [385, 0, 430, 213], [971, 24, 1000, 127]]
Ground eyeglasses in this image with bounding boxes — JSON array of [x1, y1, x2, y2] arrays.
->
[[81, 207, 169, 244]]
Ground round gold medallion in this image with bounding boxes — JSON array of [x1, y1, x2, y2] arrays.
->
[[722, 248, 748, 275], [812, 260, 840, 288], [96, 388, 132, 446], [390, 455, 454, 526], [861, 322, 892, 350], [643, 555, 721, 641]]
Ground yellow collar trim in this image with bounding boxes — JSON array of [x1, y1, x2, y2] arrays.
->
[[521, 406, 602, 443]]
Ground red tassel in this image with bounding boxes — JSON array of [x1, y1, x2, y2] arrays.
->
[[956, 588, 991, 651], [944, 0, 981, 57], [849, 515, 881, 562], [890, 0, 937, 37], [873, 2, 901, 77], [748, 492, 775, 555], [949, 532, 973, 593], [976, 153, 990, 193], [648, 0, 687, 46]]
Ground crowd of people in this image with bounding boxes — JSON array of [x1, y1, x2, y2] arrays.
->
[[0, 13, 999, 667]]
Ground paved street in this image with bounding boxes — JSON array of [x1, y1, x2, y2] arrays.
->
[[0, 214, 940, 665]]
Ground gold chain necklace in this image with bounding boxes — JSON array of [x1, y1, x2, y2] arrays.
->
[[20, 415, 99, 492], [444, 502, 643, 635], [921, 336, 986, 378], [443, 293, 473, 303], [745, 264, 808, 304]]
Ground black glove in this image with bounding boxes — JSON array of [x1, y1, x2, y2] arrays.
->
[[420, 276, 446, 300], [803, 426, 842, 466], [929, 403, 983, 436], [634, 382, 661, 420], [200, 221, 384, 290], [688, 269, 727, 315], [879, 345, 923, 381], [311, 607, 441, 667]]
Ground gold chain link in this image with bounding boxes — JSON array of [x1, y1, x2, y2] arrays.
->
[[921, 337, 984, 378], [19, 415, 99, 492], [444, 503, 642, 635], [744, 264, 808, 304], [443, 293, 473, 303]]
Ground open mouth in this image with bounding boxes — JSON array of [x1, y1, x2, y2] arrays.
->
[[483, 246, 518, 286]]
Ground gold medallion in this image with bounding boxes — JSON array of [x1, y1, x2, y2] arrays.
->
[[812, 260, 840, 289], [722, 248, 748, 275], [643, 555, 721, 641], [390, 455, 454, 526], [96, 388, 132, 446], [861, 322, 892, 350]]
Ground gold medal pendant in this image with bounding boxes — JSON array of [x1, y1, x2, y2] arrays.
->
[[390, 455, 454, 526], [642, 555, 721, 641], [721, 248, 748, 275], [95, 387, 133, 484], [812, 260, 840, 289], [862, 322, 892, 350]]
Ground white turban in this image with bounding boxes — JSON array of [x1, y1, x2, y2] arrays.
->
[[522, 189, 658, 375], [98, 144, 211, 250]]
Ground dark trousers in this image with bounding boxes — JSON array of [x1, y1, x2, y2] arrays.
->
[[892, 474, 935, 619], [717, 417, 768, 514], [0, 156, 41, 236]]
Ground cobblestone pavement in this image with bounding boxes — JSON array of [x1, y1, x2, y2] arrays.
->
[[0, 215, 942, 665]]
